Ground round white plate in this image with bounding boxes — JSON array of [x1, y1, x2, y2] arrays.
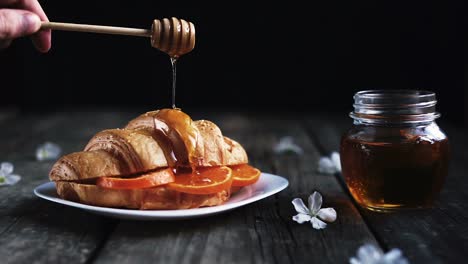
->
[[34, 172, 289, 220]]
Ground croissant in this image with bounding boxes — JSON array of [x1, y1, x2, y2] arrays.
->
[[49, 109, 258, 210]]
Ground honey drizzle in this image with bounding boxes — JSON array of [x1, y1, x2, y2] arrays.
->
[[151, 109, 199, 172], [152, 18, 197, 174], [170, 57, 178, 109]]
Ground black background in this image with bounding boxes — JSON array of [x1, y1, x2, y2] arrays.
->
[[1, 1, 466, 126]]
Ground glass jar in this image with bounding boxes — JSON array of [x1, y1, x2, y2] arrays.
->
[[340, 90, 450, 212]]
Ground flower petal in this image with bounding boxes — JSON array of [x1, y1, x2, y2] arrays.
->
[[292, 198, 309, 214], [273, 136, 304, 155], [292, 213, 312, 224], [5, 174, 21, 185], [317, 157, 337, 174], [310, 217, 327, 230], [330, 152, 341, 172], [0, 162, 14, 176], [356, 244, 383, 264], [317, 208, 337, 223], [349, 257, 360, 264], [308, 191, 323, 215], [382, 249, 409, 264], [36, 142, 62, 161]]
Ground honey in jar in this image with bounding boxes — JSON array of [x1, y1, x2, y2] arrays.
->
[[340, 90, 450, 212]]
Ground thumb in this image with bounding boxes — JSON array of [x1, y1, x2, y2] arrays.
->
[[0, 9, 41, 39]]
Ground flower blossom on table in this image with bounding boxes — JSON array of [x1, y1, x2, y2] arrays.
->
[[273, 136, 304, 155], [318, 151, 341, 174], [0, 162, 21, 186], [349, 243, 410, 264], [36, 142, 62, 161], [292, 191, 337, 229]]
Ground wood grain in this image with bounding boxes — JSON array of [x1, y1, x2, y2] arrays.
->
[[1, 108, 464, 263], [0, 109, 137, 263]]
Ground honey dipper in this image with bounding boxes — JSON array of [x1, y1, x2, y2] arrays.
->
[[41, 17, 195, 57]]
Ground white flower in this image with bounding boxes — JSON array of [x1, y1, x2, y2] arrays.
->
[[330, 152, 341, 172], [318, 151, 341, 174], [36, 142, 62, 161], [0, 162, 21, 186], [292, 191, 337, 229], [350, 244, 410, 264], [273, 136, 303, 155]]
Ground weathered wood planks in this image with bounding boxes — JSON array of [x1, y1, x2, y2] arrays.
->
[[0, 110, 137, 263], [1, 109, 464, 263]]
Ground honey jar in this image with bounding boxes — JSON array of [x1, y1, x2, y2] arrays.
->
[[340, 90, 450, 212]]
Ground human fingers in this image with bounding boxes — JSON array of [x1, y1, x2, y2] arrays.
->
[[0, 9, 40, 39], [20, 0, 51, 52]]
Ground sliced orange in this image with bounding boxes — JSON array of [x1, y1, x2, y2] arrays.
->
[[167, 166, 233, 195], [97, 168, 175, 189], [230, 164, 261, 187]]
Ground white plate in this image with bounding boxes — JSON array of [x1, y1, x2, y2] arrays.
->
[[34, 173, 289, 220]]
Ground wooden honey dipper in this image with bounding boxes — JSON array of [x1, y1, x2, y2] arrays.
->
[[41, 17, 195, 57]]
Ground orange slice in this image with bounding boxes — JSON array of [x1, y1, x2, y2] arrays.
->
[[97, 168, 175, 189], [167, 166, 233, 195], [230, 164, 261, 187]]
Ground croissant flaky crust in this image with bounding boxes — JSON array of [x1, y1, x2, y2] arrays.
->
[[49, 108, 250, 209]]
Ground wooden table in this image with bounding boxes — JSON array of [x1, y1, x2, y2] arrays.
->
[[1, 108, 466, 263]]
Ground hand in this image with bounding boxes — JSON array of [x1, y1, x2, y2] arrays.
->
[[0, 0, 51, 52]]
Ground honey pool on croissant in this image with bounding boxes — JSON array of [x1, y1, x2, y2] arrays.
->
[[49, 108, 261, 209]]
